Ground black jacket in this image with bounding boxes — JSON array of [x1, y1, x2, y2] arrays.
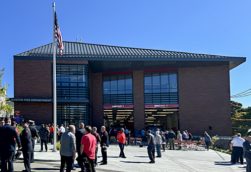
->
[[20, 127, 33, 152], [75, 128, 85, 150], [101, 131, 109, 147], [39, 127, 49, 141], [0, 124, 21, 153], [243, 140, 251, 159], [30, 125, 39, 139]]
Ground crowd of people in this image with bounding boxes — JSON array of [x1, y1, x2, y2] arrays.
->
[[1, 117, 251, 172]]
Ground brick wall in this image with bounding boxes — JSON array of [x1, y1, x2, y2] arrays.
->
[[178, 65, 232, 136], [14, 60, 52, 98], [15, 102, 52, 124]]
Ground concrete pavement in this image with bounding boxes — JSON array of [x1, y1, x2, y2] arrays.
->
[[13, 144, 246, 172]]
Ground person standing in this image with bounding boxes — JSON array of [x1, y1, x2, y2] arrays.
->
[[49, 124, 54, 144], [124, 127, 130, 145], [160, 131, 166, 152], [39, 124, 49, 152], [75, 122, 85, 172], [92, 127, 101, 166], [117, 128, 126, 158], [204, 131, 212, 151], [243, 129, 251, 172], [155, 131, 162, 157], [146, 130, 156, 163], [81, 126, 97, 172], [60, 125, 76, 172], [230, 133, 245, 164], [168, 129, 176, 150], [58, 124, 66, 140], [100, 126, 108, 165], [0, 117, 21, 172], [29, 120, 39, 163], [20, 121, 33, 172], [176, 130, 183, 150]]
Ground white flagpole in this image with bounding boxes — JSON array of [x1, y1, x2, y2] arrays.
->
[[52, 1, 57, 152]]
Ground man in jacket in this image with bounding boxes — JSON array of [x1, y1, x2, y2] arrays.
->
[[147, 130, 156, 163], [100, 126, 108, 165], [92, 127, 101, 166], [39, 124, 49, 152], [117, 128, 126, 158], [20, 121, 33, 172], [75, 122, 85, 172], [0, 117, 21, 172]]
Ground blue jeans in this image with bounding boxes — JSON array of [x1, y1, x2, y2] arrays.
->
[[156, 144, 161, 157]]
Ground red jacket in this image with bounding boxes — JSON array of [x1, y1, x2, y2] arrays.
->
[[117, 131, 126, 144]]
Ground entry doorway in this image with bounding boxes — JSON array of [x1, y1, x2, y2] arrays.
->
[[104, 108, 134, 131], [145, 108, 179, 130]]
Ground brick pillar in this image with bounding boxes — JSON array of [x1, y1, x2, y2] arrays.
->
[[133, 70, 145, 130], [90, 72, 103, 129]]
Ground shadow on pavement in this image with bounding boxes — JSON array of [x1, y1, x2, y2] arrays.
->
[[107, 156, 120, 158], [134, 156, 149, 158], [214, 161, 233, 166], [120, 160, 149, 164], [32, 167, 59, 170], [34, 159, 60, 162]]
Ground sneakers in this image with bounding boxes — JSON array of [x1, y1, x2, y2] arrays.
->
[[149, 161, 155, 163]]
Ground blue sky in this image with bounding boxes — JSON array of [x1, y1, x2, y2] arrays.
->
[[0, 0, 250, 107]]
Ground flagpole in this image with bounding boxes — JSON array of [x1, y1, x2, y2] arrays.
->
[[52, 1, 57, 152]]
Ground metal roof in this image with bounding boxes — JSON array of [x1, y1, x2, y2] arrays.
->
[[15, 41, 246, 69]]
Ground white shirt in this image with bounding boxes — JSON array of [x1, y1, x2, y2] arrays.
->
[[231, 136, 245, 147], [59, 126, 65, 133]]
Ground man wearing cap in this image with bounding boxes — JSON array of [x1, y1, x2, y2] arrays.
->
[[243, 129, 251, 172], [230, 133, 245, 164]]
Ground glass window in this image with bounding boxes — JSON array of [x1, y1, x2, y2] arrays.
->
[[57, 104, 89, 126], [57, 64, 89, 101], [103, 74, 133, 105], [144, 73, 178, 104]]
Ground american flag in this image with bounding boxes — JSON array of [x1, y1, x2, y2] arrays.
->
[[54, 12, 64, 55]]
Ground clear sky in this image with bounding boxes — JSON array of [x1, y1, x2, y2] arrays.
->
[[0, 0, 250, 107]]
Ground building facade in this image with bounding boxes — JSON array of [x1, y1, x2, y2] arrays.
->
[[13, 41, 246, 135]]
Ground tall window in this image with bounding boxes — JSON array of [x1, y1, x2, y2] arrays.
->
[[144, 73, 178, 104], [56, 64, 89, 125], [103, 75, 133, 105], [57, 64, 88, 101]]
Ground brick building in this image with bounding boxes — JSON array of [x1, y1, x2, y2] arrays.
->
[[13, 41, 245, 135]]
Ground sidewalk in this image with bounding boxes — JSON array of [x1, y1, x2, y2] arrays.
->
[[14, 143, 246, 172]]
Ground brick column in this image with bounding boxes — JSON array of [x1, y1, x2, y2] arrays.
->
[[90, 72, 103, 128], [133, 70, 145, 130]]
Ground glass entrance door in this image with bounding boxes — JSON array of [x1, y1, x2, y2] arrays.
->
[[145, 108, 179, 130], [104, 108, 134, 130]]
